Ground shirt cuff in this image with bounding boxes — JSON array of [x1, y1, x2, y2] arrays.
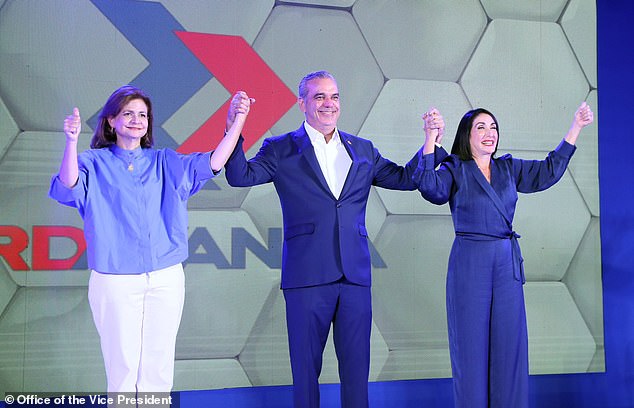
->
[[555, 139, 577, 158], [422, 152, 436, 170], [198, 151, 216, 179], [48, 174, 83, 202]]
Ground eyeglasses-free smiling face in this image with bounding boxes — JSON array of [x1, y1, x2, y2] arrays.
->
[[469, 113, 498, 159], [108, 98, 149, 150], [298, 77, 340, 137]]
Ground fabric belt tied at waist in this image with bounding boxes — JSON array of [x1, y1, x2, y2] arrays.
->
[[455, 231, 525, 284], [509, 231, 525, 283]]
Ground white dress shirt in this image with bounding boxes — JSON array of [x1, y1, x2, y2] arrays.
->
[[304, 122, 352, 199]]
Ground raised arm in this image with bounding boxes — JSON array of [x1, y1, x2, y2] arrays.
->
[[59, 107, 81, 188], [373, 107, 448, 191], [414, 108, 455, 204], [210, 91, 255, 172], [513, 102, 594, 193], [564, 101, 594, 145], [422, 107, 445, 155]]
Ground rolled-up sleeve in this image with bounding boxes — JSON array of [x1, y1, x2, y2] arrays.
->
[[48, 172, 86, 208], [180, 151, 215, 196]]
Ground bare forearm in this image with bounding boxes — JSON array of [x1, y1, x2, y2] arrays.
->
[[422, 108, 444, 155], [565, 102, 594, 145], [213, 91, 254, 171], [564, 123, 583, 145], [423, 137, 436, 155], [210, 113, 246, 171], [59, 140, 79, 188]]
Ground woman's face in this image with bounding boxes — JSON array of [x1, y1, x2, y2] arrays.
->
[[108, 98, 148, 148], [469, 113, 498, 159]]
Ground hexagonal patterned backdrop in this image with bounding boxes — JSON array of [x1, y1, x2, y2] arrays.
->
[[0, 0, 600, 394]]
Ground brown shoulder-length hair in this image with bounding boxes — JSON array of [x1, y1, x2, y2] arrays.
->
[[90, 85, 154, 149]]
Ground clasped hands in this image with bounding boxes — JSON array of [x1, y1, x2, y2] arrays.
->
[[422, 108, 444, 145], [226, 91, 256, 132]]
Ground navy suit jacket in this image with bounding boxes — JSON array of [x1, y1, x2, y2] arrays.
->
[[225, 125, 447, 289]]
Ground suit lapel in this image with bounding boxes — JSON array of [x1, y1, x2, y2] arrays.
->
[[338, 132, 358, 199], [292, 127, 332, 196]]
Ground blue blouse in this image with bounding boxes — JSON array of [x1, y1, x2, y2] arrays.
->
[[49, 144, 215, 274]]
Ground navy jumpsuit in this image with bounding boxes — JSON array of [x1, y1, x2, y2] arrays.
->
[[413, 140, 576, 408]]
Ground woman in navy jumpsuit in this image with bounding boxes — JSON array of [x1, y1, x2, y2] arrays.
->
[[414, 104, 594, 408]]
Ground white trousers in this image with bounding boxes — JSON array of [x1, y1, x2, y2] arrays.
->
[[88, 264, 185, 393]]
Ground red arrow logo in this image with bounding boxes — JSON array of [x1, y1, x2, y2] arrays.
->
[[175, 32, 296, 153]]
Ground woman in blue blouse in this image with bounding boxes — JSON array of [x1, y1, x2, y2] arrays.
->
[[49, 85, 253, 393], [415, 103, 593, 408]]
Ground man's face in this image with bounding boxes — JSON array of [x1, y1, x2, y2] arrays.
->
[[298, 77, 340, 136]]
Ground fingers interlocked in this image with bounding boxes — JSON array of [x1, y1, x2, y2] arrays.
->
[[423, 108, 444, 130], [230, 91, 255, 116]]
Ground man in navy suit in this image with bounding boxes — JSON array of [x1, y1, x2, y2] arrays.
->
[[224, 71, 446, 408]]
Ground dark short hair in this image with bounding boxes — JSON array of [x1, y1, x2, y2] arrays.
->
[[298, 70, 336, 99], [450, 108, 499, 160], [90, 85, 154, 149]]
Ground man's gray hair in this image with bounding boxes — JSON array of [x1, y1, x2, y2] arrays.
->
[[298, 70, 336, 99]]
